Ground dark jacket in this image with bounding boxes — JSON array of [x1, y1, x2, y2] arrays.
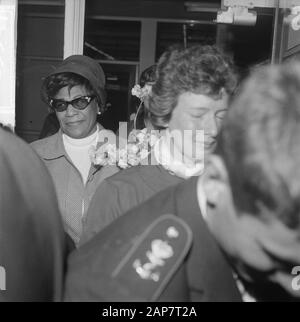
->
[[80, 164, 183, 245], [0, 129, 66, 301], [64, 176, 242, 302]]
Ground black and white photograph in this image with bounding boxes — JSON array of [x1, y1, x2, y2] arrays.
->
[[1, 0, 300, 307]]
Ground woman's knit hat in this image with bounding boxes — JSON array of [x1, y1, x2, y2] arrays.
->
[[42, 55, 106, 107]]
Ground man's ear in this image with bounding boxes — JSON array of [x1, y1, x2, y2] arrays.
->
[[201, 154, 230, 207], [200, 154, 241, 251]]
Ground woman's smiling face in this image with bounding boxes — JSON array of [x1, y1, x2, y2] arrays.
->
[[55, 85, 98, 139], [168, 91, 229, 162]]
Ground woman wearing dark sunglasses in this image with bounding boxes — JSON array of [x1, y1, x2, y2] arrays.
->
[[31, 55, 119, 247]]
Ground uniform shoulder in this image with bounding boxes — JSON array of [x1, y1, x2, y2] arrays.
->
[[81, 166, 152, 243], [66, 214, 193, 301], [92, 167, 147, 210]]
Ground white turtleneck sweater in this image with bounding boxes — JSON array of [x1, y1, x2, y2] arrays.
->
[[62, 128, 98, 185]]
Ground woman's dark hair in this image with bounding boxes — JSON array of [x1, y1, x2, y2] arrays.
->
[[139, 64, 157, 87], [134, 64, 157, 130], [41, 72, 96, 106], [148, 45, 237, 129]]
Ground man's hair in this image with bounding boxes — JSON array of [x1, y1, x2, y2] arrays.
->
[[218, 62, 300, 229], [41, 72, 95, 105], [148, 45, 237, 129]]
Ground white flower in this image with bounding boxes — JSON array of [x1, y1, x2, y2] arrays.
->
[[149, 132, 160, 146], [131, 84, 143, 98], [89, 145, 106, 166], [117, 149, 129, 169], [90, 128, 161, 169], [131, 84, 152, 101], [128, 129, 138, 142], [139, 149, 149, 160], [127, 143, 139, 155], [106, 144, 117, 164], [106, 143, 117, 155], [136, 131, 147, 143], [128, 155, 140, 166]]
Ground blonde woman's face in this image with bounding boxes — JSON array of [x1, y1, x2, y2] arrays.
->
[[168, 91, 229, 161]]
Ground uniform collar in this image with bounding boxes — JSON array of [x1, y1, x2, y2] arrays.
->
[[175, 177, 242, 301], [196, 177, 256, 301]]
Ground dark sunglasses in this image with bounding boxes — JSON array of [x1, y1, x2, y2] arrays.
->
[[49, 95, 96, 112]]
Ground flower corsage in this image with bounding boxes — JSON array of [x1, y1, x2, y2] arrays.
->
[[89, 128, 161, 169]]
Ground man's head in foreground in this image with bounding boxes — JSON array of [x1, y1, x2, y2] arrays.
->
[[201, 62, 300, 297]]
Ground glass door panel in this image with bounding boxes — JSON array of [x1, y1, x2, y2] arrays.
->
[[16, 0, 65, 142]]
